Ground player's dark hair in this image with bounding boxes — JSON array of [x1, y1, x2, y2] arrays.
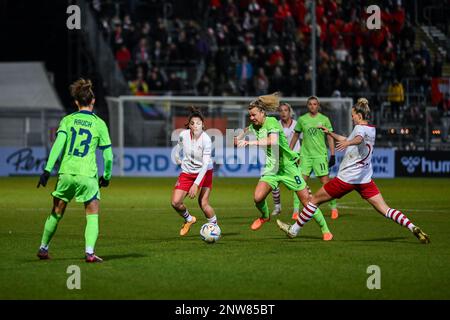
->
[[353, 98, 371, 120], [248, 92, 280, 113], [70, 78, 95, 107], [185, 106, 206, 129]]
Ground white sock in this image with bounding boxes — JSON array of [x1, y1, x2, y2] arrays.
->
[[40, 244, 49, 251], [182, 210, 193, 222], [207, 215, 217, 224], [86, 247, 94, 255], [275, 204, 282, 212], [291, 222, 300, 234]]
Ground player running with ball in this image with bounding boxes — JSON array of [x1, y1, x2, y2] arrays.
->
[[36, 79, 113, 262], [236, 93, 333, 240], [171, 106, 218, 236], [277, 98, 430, 244]]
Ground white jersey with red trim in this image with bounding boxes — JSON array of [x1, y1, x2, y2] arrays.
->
[[177, 129, 213, 174], [337, 124, 376, 184], [279, 119, 300, 152]]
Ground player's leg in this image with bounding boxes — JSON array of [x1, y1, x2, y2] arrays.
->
[[38, 174, 75, 260], [172, 188, 197, 236], [319, 175, 339, 219], [198, 187, 217, 224], [38, 197, 67, 259], [84, 199, 103, 262], [172, 173, 197, 235], [363, 183, 430, 244], [250, 180, 274, 230], [271, 187, 282, 216], [285, 187, 334, 238]]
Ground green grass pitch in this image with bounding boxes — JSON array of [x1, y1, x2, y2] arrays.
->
[[1, 177, 449, 299]]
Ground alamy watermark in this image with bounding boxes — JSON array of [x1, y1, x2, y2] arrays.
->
[[366, 265, 381, 290], [366, 5, 381, 30], [67, 5, 81, 30], [66, 265, 81, 290]]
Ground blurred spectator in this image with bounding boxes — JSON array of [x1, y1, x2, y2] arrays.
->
[[236, 56, 254, 96], [116, 44, 131, 71], [129, 67, 149, 96], [387, 79, 405, 120], [254, 67, 269, 95], [437, 93, 450, 142]]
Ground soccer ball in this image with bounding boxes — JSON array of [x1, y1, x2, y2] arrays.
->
[[200, 223, 221, 243]]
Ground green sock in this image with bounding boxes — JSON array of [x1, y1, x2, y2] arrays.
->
[[329, 199, 337, 210], [85, 214, 99, 254], [293, 192, 301, 212], [313, 208, 330, 234], [40, 212, 62, 248], [256, 200, 270, 219]]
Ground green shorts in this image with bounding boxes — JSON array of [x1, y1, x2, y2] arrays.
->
[[260, 163, 306, 191], [300, 156, 329, 177], [52, 174, 100, 203]]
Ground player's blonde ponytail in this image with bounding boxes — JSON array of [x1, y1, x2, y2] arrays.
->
[[353, 97, 371, 120], [248, 92, 281, 113]]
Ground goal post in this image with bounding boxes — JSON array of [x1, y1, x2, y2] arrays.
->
[[106, 96, 353, 176]]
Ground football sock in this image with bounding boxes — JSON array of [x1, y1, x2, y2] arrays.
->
[[272, 188, 281, 206], [181, 210, 193, 222], [312, 208, 330, 234], [40, 212, 62, 249], [329, 199, 337, 210], [256, 200, 270, 219], [386, 208, 415, 231], [292, 202, 318, 233], [207, 215, 217, 224], [85, 214, 99, 254], [293, 192, 300, 213]]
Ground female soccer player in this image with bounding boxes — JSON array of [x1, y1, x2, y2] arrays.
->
[[171, 106, 217, 236], [236, 93, 333, 241], [271, 103, 332, 240], [277, 98, 430, 244], [289, 96, 338, 220], [36, 79, 113, 262]]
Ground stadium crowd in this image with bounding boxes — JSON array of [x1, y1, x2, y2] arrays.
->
[[92, 0, 444, 137]]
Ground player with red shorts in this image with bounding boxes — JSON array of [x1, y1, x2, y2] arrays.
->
[[171, 106, 217, 236], [277, 98, 430, 244]]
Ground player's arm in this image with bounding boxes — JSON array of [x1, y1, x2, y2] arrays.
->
[[289, 132, 300, 150], [318, 125, 347, 142], [246, 132, 278, 146], [38, 120, 67, 188], [98, 122, 113, 187], [189, 138, 212, 199], [234, 126, 249, 146], [174, 135, 183, 165], [335, 135, 363, 151]]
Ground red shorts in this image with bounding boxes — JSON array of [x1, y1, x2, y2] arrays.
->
[[323, 177, 380, 200], [175, 170, 213, 192]]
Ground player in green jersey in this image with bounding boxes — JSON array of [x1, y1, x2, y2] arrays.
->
[[36, 79, 113, 263], [235, 93, 333, 240], [289, 96, 339, 220]]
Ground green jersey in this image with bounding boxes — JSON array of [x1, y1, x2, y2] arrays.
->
[[45, 110, 112, 178], [249, 116, 299, 175], [294, 112, 333, 158]]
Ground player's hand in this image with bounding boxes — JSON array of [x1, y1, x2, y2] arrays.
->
[[188, 184, 199, 199], [99, 176, 110, 188], [318, 125, 329, 134], [336, 140, 349, 152], [237, 140, 248, 147], [328, 155, 336, 168], [37, 170, 50, 188]]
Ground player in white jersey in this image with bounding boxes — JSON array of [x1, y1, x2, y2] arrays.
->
[[171, 107, 217, 236], [277, 98, 430, 244]]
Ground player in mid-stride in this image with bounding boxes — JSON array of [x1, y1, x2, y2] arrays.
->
[[235, 93, 333, 240], [36, 78, 113, 262], [171, 106, 218, 236], [277, 98, 430, 244]]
